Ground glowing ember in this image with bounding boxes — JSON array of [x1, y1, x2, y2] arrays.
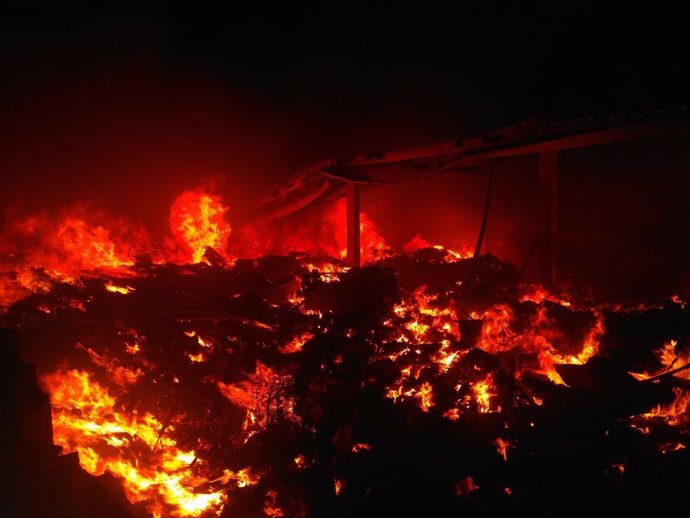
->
[[334, 478, 344, 496], [519, 284, 571, 307], [217, 361, 300, 438], [659, 442, 686, 454], [494, 438, 514, 461], [4, 184, 689, 517], [279, 331, 314, 354], [263, 490, 284, 517], [473, 376, 496, 413], [454, 477, 479, 497], [105, 281, 135, 294], [414, 381, 434, 412], [402, 233, 474, 262]]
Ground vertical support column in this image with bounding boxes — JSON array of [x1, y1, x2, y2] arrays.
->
[[346, 182, 361, 267], [539, 151, 558, 285]]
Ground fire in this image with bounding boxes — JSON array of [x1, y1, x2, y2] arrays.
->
[[6, 184, 690, 516], [659, 442, 686, 454], [477, 304, 516, 354], [554, 309, 605, 365], [0, 210, 142, 310], [414, 381, 434, 412], [476, 298, 605, 385], [279, 331, 314, 353], [519, 284, 571, 307], [454, 477, 479, 497], [382, 283, 607, 417], [392, 286, 460, 345], [643, 387, 690, 426], [77, 344, 143, 386], [473, 376, 496, 413], [217, 361, 300, 438], [494, 438, 514, 461], [105, 281, 135, 294], [263, 490, 284, 517], [41, 368, 229, 517], [210, 468, 261, 488], [329, 198, 390, 263], [303, 261, 350, 282], [402, 233, 474, 262], [169, 189, 232, 264]]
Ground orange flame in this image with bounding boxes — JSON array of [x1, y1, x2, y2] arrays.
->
[[217, 361, 300, 440], [41, 368, 230, 517], [0, 210, 143, 310], [644, 387, 690, 426], [169, 189, 232, 264]]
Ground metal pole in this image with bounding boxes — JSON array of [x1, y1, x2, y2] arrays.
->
[[539, 151, 558, 285], [346, 183, 361, 267]]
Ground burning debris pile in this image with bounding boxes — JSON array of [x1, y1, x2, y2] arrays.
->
[[2, 189, 690, 518]]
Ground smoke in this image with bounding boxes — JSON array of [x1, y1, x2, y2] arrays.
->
[[2, 23, 690, 301], [0, 57, 293, 233], [0, 39, 477, 233]]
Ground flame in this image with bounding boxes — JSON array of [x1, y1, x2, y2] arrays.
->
[[76, 344, 143, 387], [477, 304, 516, 354], [519, 284, 571, 307], [8, 185, 690, 515], [217, 361, 300, 439], [473, 376, 496, 413], [659, 442, 686, 454], [105, 281, 135, 294], [477, 299, 605, 385], [169, 189, 232, 264], [351, 443, 373, 453], [629, 339, 690, 384], [279, 332, 314, 354], [493, 438, 514, 461], [402, 233, 473, 262], [643, 387, 690, 425], [0, 210, 142, 310], [329, 198, 390, 263], [303, 261, 350, 282], [209, 468, 261, 488], [41, 368, 228, 517], [187, 352, 206, 363], [414, 381, 434, 412], [454, 476, 479, 497], [553, 309, 605, 365], [264, 490, 284, 517], [392, 286, 460, 345]]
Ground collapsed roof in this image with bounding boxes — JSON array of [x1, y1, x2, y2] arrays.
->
[[250, 106, 690, 224]]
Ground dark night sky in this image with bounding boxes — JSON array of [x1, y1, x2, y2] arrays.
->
[[2, 5, 686, 192], [2, 5, 688, 131], [1, 6, 689, 298]]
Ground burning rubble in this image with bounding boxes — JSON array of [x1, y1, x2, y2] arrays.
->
[[2, 188, 690, 517]]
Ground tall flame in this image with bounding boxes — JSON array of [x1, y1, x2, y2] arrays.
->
[[169, 189, 232, 263]]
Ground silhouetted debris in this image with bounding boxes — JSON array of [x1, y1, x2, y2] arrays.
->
[[2, 252, 690, 517], [303, 266, 400, 318]]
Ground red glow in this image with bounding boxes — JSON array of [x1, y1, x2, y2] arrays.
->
[[169, 189, 232, 264]]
